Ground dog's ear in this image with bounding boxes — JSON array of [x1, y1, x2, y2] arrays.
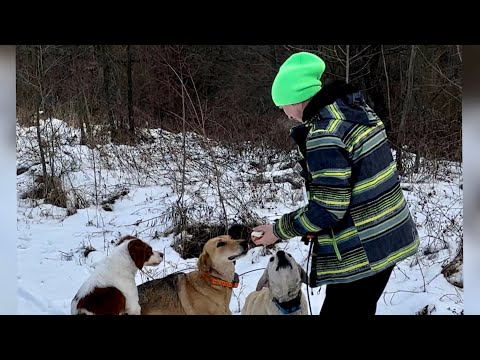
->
[[128, 239, 153, 269], [256, 269, 269, 291], [197, 251, 212, 273], [298, 264, 308, 285]]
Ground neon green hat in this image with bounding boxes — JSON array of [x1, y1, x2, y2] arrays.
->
[[271, 52, 326, 107]]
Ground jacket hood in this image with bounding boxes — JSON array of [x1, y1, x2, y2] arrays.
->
[[302, 80, 378, 127]]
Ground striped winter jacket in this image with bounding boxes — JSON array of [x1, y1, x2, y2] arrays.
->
[[273, 82, 419, 287]]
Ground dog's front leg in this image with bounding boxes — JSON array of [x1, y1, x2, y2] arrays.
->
[[126, 302, 142, 315], [125, 290, 142, 315]]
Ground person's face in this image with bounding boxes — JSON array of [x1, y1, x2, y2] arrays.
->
[[279, 103, 304, 122]]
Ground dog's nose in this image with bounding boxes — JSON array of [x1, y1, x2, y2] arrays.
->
[[276, 250, 291, 269], [158, 252, 164, 257], [239, 240, 249, 249]]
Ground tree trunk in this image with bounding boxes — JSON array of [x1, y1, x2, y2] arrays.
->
[[127, 45, 135, 135], [34, 47, 49, 195], [179, 68, 187, 235], [345, 45, 350, 83], [82, 90, 93, 142], [68, 49, 86, 146], [35, 99, 48, 196], [94, 45, 117, 142], [382, 46, 393, 122], [396, 45, 416, 175], [79, 111, 86, 145]]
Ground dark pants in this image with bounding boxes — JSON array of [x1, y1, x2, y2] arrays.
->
[[319, 266, 394, 317]]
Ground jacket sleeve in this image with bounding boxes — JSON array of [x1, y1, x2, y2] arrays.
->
[[273, 132, 352, 240]]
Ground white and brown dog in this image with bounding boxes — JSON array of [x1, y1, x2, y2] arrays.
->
[[242, 250, 309, 315], [71, 235, 163, 315]]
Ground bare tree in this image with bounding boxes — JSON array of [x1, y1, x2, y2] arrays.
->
[[396, 45, 416, 175], [127, 45, 135, 135], [94, 45, 118, 142]]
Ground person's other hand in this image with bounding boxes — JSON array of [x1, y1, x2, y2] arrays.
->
[[251, 224, 279, 246]]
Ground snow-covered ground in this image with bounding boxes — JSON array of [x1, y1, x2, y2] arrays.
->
[[16, 119, 463, 315]]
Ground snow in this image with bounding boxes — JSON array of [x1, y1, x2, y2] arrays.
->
[[16, 118, 463, 315]]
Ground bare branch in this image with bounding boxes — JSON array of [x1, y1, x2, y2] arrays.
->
[[416, 45, 462, 90]]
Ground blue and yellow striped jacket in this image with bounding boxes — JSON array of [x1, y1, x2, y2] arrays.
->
[[273, 85, 419, 287]]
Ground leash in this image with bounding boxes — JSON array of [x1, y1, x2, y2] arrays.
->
[[303, 234, 316, 316], [141, 266, 264, 283], [140, 266, 197, 280], [238, 268, 265, 277]]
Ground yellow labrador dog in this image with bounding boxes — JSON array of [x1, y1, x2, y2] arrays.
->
[[242, 250, 309, 315], [137, 235, 249, 315]]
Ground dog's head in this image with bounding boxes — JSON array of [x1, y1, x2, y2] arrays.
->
[[197, 235, 249, 272], [117, 235, 164, 269], [255, 250, 308, 301]]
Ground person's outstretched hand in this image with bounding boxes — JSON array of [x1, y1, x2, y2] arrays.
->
[[251, 224, 279, 246]]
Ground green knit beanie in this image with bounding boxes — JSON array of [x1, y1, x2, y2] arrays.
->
[[271, 52, 326, 107]]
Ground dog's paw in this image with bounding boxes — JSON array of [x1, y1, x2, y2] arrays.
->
[[127, 304, 142, 315]]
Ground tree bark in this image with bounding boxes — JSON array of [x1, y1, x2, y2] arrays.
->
[[396, 45, 416, 175], [94, 45, 117, 142], [35, 99, 48, 195], [127, 45, 135, 135]]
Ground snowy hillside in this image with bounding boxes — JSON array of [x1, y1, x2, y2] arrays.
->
[[16, 119, 463, 315]]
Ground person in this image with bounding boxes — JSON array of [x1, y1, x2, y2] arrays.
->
[[252, 51, 420, 316]]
